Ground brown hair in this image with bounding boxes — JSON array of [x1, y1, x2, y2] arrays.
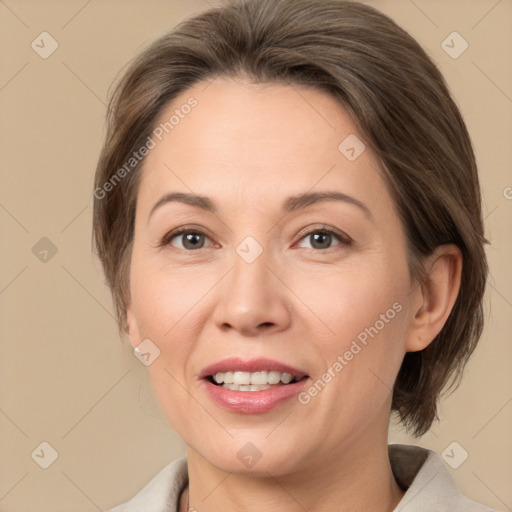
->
[[92, 0, 488, 437]]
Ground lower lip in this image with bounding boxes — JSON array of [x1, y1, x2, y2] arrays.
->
[[201, 378, 309, 414]]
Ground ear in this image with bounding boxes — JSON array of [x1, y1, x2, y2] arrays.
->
[[405, 244, 462, 352], [125, 301, 141, 350]]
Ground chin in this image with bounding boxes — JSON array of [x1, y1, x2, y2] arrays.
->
[[194, 437, 307, 477]]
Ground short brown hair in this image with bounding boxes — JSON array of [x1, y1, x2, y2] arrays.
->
[[92, 0, 488, 436]]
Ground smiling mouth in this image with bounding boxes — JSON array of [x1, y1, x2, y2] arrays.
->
[[207, 370, 308, 392]]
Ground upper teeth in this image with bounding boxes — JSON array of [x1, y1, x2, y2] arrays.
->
[[213, 371, 295, 385]]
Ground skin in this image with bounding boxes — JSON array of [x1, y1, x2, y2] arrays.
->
[[125, 77, 462, 512]]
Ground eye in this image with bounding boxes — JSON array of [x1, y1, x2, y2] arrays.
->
[[160, 228, 213, 250], [295, 227, 352, 251]]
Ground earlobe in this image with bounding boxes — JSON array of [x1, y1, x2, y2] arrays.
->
[[405, 244, 463, 352]]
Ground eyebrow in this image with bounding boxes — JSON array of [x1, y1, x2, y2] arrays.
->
[[147, 190, 374, 223]]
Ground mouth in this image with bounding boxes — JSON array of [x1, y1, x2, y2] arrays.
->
[[200, 359, 311, 413]]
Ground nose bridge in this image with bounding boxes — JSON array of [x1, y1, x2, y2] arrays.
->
[[230, 234, 277, 307], [211, 233, 292, 334]]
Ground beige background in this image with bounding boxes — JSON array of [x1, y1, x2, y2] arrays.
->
[[1, 0, 511, 510]]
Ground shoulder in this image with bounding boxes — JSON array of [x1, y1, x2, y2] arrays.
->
[[389, 443, 498, 512], [104, 455, 188, 512]]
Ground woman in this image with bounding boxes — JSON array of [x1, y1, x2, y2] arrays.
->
[[93, 0, 495, 510]]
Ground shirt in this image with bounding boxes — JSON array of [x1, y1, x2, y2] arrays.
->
[[105, 443, 498, 511]]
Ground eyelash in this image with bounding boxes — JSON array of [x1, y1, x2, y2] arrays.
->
[[158, 225, 352, 252]]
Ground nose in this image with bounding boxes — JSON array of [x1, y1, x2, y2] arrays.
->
[[211, 244, 292, 337]]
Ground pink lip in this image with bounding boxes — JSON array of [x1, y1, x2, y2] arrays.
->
[[199, 357, 310, 414], [201, 378, 310, 414], [199, 357, 308, 380]]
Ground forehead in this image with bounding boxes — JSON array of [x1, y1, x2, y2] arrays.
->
[[137, 77, 389, 216], [149, 78, 361, 161]]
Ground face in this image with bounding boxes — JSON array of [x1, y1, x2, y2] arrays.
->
[[126, 77, 417, 476]]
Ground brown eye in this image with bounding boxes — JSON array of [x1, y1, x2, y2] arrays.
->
[[296, 228, 351, 251], [162, 229, 212, 250]]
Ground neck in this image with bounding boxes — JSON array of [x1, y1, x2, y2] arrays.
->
[[180, 430, 405, 512]]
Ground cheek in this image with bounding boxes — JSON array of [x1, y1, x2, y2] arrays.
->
[[128, 258, 218, 422], [299, 270, 407, 409], [289, 259, 408, 347], [290, 259, 410, 408], [129, 258, 209, 432], [130, 257, 218, 339]]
